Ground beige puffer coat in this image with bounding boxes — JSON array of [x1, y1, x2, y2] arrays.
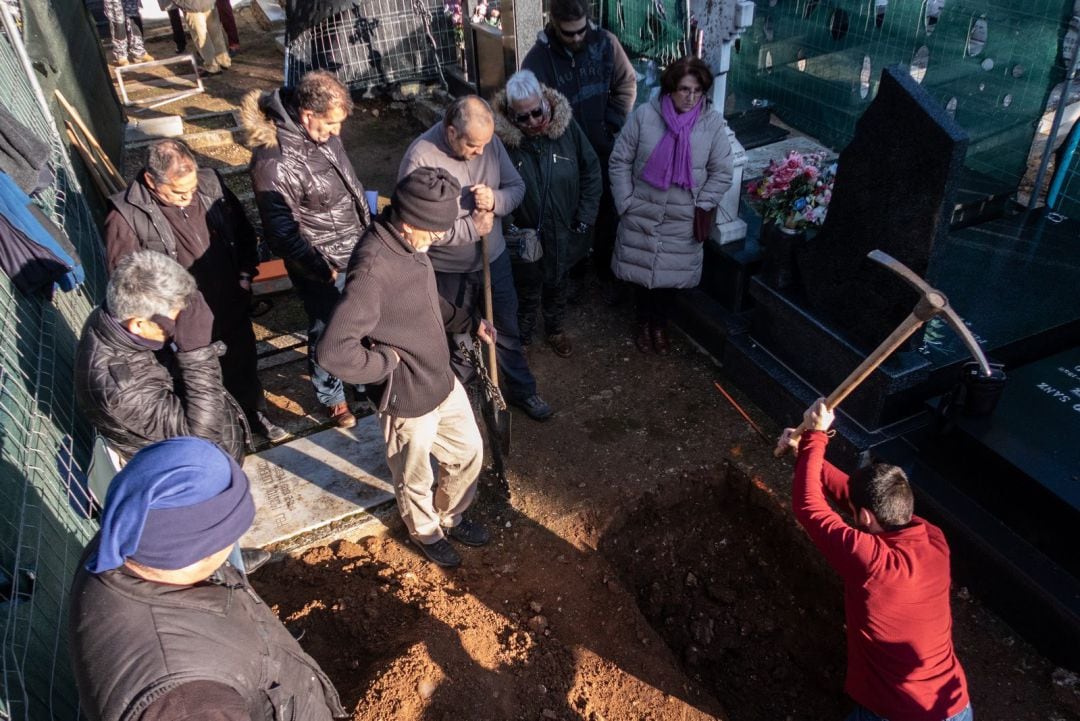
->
[[609, 97, 733, 289]]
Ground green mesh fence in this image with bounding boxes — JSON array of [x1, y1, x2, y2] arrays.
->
[[0, 14, 106, 721], [725, 0, 1069, 190], [599, 0, 690, 64]]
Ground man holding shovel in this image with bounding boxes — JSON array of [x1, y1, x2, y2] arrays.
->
[[779, 401, 972, 721], [318, 168, 496, 568], [399, 96, 553, 421]]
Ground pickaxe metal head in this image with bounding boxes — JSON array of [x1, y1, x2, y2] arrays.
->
[[867, 249, 992, 377]]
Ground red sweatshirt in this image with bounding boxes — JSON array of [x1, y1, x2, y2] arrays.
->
[[793, 431, 970, 721]]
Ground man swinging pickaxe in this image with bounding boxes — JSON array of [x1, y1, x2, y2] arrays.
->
[[776, 249, 993, 456]]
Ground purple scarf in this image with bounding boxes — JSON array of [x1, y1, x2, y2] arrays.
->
[[641, 95, 703, 191]]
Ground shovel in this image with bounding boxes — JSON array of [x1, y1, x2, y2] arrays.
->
[[480, 234, 512, 460]]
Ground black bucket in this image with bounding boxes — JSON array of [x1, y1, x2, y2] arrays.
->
[[954, 361, 1008, 418]]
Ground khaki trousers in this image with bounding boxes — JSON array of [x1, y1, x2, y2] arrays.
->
[[185, 7, 231, 71], [379, 379, 483, 544]]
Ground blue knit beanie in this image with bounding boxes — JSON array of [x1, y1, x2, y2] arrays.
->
[[86, 437, 255, 573]]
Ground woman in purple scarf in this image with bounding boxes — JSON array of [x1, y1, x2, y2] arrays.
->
[[609, 57, 733, 354]]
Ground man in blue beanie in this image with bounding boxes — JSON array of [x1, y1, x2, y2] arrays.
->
[[69, 437, 345, 721]]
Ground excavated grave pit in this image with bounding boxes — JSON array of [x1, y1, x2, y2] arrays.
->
[[599, 463, 849, 721]]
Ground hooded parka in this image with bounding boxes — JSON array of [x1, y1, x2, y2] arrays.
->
[[240, 87, 371, 282], [609, 97, 733, 289], [492, 85, 602, 285]]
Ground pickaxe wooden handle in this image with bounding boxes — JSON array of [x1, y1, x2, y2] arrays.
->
[[775, 250, 991, 457]]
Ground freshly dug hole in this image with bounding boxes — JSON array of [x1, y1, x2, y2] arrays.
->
[[600, 463, 849, 721]]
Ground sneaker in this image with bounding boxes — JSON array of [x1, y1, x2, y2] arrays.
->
[[115, 57, 129, 67], [411, 537, 461, 567], [510, 393, 553, 421], [444, 518, 490, 546], [546, 333, 572, 358], [328, 402, 356, 428], [215, 52, 232, 69], [134, 53, 154, 63], [240, 547, 272, 574], [251, 411, 291, 443], [200, 63, 222, 76]]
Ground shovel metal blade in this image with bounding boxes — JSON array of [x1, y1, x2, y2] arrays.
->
[[480, 396, 511, 459]]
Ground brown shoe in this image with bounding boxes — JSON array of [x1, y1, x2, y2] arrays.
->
[[546, 333, 572, 358], [634, 321, 652, 354], [328, 402, 356, 428], [651, 325, 671, 356]]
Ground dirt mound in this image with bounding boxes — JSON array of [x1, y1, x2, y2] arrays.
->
[[254, 498, 727, 721]]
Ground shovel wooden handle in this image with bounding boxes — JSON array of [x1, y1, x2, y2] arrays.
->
[[480, 234, 498, 387], [775, 312, 928, 457]]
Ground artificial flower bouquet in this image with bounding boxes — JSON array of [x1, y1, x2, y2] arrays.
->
[[745, 150, 837, 231]]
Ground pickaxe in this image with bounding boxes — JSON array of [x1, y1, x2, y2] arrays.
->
[[775, 249, 992, 456]]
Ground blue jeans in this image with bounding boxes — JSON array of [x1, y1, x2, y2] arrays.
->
[[287, 263, 364, 407], [846, 703, 972, 721], [435, 250, 537, 401], [227, 544, 246, 573]]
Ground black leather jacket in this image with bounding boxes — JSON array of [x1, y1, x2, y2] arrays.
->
[[241, 88, 371, 281], [74, 307, 248, 462]]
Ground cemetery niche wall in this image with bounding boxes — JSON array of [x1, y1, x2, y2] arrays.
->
[[729, 0, 1067, 194]]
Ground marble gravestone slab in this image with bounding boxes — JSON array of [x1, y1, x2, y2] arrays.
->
[[240, 415, 393, 548], [957, 346, 1080, 513], [797, 65, 968, 352]]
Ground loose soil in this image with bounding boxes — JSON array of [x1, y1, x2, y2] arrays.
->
[[254, 296, 1080, 721], [121, 13, 1080, 720]]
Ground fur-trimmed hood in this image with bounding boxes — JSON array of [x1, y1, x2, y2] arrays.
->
[[492, 85, 574, 149], [239, 88, 295, 150]]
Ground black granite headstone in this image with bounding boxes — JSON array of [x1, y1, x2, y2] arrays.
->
[[956, 346, 1080, 517], [797, 65, 968, 352]]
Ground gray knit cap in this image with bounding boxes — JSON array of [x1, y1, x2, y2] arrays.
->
[[392, 167, 461, 232]]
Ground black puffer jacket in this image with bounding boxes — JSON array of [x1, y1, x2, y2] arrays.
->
[[241, 88, 371, 282], [74, 307, 247, 462], [70, 544, 346, 721]]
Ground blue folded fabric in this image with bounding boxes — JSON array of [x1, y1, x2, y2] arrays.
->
[[0, 170, 83, 292]]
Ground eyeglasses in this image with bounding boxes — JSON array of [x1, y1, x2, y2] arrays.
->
[[675, 86, 704, 98], [428, 229, 446, 242], [513, 107, 544, 124]]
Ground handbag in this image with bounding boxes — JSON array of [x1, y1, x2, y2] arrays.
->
[[505, 225, 543, 263], [505, 157, 552, 264], [693, 206, 716, 243]]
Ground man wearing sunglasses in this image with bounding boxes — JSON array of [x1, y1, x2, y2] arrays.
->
[[522, 0, 636, 292]]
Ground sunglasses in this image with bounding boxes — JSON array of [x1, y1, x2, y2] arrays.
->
[[512, 107, 545, 124], [557, 24, 588, 39]]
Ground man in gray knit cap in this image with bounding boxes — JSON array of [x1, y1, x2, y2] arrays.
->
[[318, 167, 496, 568]]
